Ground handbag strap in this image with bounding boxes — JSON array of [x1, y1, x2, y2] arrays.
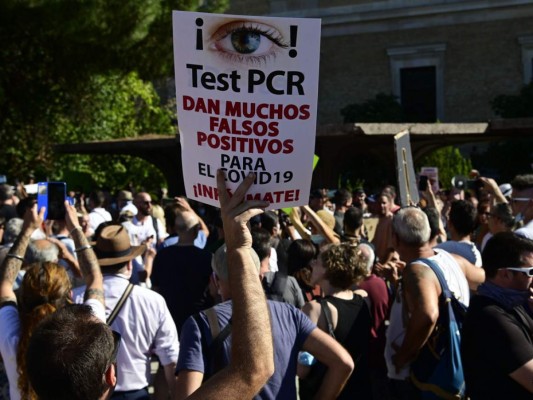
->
[[107, 283, 134, 325], [412, 258, 451, 300], [318, 298, 336, 339]]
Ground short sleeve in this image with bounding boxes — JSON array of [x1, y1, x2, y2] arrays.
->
[[176, 315, 206, 375], [293, 307, 317, 348], [84, 299, 106, 322]]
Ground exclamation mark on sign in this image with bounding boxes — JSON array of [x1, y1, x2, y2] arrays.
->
[[289, 25, 298, 58], [196, 18, 203, 50]]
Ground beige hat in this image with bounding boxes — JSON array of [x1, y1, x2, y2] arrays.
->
[[95, 225, 145, 266]]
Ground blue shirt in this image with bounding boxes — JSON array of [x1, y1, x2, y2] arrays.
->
[[177, 300, 316, 400]]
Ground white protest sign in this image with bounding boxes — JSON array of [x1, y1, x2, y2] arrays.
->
[[394, 130, 419, 207], [420, 166, 439, 193], [173, 11, 321, 208]]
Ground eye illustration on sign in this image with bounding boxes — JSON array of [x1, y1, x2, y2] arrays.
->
[[195, 17, 298, 67]]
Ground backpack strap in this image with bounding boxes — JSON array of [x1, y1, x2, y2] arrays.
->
[[317, 298, 336, 339], [205, 307, 220, 338], [152, 216, 160, 243], [107, 283, 134, 325], [193, 307, 232, 381], [271, 271, 288, 298]]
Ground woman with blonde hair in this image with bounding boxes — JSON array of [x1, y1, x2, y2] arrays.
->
[[299, 242, 372, 399], [0, 202, 104, 400]]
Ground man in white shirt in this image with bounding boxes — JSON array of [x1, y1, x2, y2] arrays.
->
[[88, 190, 112, 233], [73, 225, 179, 399]]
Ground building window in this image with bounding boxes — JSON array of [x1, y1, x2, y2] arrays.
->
[[518, 35, 533, 84], [387, 43, 446, 122], [400, 66, 437, 122]]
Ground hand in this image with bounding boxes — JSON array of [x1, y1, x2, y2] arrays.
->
[[144, 246, 156, 261], [46, 237, 70, 260], [174, 196, 193, 213], [217, 169, 269, 250], [23, 203, 45, 232], [64, 201, 81, 232], [479, 177, 499, 193]]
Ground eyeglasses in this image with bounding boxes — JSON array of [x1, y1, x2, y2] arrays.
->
[[505, 266, 533, 277], [510, 197, 532, 204]]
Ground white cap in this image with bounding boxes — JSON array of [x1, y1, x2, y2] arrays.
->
[[499, 183, 512, 198], [119, 201, 138, 216]]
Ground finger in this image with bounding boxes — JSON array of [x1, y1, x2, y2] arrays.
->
[[228, 200, 269, 219], [226, 173, 256, 210], [37, 205, 46, 219], [216, 169, 230, 208], [233, 205, 269, 224]]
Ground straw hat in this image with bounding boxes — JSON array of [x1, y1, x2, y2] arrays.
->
[[94, 225, 145, 266]]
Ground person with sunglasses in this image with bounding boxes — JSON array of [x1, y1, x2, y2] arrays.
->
[[462, 232, 533, 398], [511, 174, 533, 240]]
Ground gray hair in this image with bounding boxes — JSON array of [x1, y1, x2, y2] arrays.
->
[[392, 207, 431, 246], [212, 245, 261, 281], [3, 218, 23, 244], [357, 243, 376, 274], [26, 240, 59, 264]]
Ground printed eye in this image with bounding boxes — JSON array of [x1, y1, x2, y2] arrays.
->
[[209, 20, 288, 66]]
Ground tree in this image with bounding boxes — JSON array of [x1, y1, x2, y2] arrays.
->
[[0, 0, 227, 191], [491, 82, 533, 118], [416, 146, 472, 190], [340, 93, 407, 123]]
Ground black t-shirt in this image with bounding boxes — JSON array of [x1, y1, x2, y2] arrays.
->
[[462, 295, 533, 399], [0, 204, 17, 222], [151, 245, 214, 335]]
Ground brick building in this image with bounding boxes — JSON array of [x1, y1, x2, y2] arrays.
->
[[227, 0, 533, 124]]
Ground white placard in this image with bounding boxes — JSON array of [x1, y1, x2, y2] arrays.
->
[[394, 130, 419, 207], [173, 11, 321, 208]]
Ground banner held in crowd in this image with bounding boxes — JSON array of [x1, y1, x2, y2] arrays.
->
[[173, 11, 321, 208]]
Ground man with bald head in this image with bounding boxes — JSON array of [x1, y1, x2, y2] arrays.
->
[[133, 191, 166, 246], [151, 208, 214, 334]]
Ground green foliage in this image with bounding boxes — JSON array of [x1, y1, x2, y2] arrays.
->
[[0, 0, 227, 189], [416, 146, 473, 190], [491, 82, 533, 118], [340, 93, 407, 123]]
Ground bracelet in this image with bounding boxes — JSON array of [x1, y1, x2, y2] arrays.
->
[[6, 253, 24, 261], [75, 245, 92, 253], [69, 226, 83, 236]]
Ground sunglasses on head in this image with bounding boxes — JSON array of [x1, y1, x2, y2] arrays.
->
[[505, 266, 533, 277]]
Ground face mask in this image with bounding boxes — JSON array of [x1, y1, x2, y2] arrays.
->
[[310, 234, 325, 245]]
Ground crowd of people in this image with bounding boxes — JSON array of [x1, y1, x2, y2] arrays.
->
[[0, 169, 531, 399]]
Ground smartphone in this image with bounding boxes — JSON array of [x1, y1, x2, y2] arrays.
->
[[37, 182, 67, 220], [418, 175, 429, 191]]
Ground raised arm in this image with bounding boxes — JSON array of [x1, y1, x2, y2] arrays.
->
[[302, 206, 340, 244], [0, 204, 44, 304], [186, 171, 274, 400], [175, 197, 210, 239], [64, 201, 104, 306]]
